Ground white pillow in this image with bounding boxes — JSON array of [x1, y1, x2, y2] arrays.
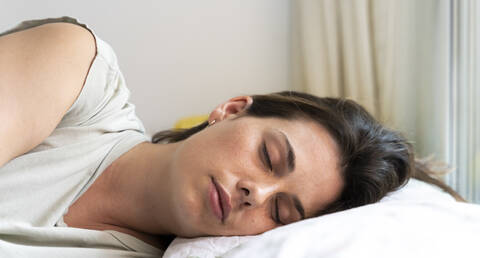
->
[[163, 235, 254, 258], [163, 179, 480, 258]]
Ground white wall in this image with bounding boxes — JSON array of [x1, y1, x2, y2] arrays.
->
[[1, 0, 291, 135]]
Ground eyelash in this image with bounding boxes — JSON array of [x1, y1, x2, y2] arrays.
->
[[262, 143, 284, 225], [274, 196, 284, 225], [262, 141, 273, 171]]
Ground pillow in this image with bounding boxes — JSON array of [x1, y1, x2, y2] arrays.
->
[[163, 179, 480, 258], [163, 235, 254, 258]]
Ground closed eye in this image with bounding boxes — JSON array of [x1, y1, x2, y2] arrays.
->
[[262, 141, 273, 171], [274, 195, 284, 225]]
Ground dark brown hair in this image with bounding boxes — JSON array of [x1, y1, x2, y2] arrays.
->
[[152, 91, 465, 216]]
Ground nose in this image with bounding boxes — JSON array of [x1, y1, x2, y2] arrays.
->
[[237, 179, 279, 208]]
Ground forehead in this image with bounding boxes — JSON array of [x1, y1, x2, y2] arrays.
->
[[257, 117, 343, 216]]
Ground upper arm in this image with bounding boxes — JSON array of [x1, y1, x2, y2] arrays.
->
[[0, 22, 96, 167]]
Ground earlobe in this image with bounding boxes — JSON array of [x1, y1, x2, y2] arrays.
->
[[208, 96, 253, 124]]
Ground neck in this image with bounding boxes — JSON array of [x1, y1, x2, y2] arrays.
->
[[86, 141, 182, 236]]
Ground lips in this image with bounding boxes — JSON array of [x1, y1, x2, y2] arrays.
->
[[209, 177, 232, 222]]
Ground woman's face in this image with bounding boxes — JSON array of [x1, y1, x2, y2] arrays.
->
[[167, 97, 343, 237]]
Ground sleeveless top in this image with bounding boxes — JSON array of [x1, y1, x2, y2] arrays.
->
[[0, 17, 164, 257]]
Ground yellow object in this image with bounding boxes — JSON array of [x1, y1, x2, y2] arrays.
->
[[174, 115, 209, 129]]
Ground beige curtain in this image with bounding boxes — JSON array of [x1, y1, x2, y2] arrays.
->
[[291, 0, 416, 129]]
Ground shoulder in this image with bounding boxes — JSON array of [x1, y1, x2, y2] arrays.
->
[[0, 21, 97, 165], [29, 22, 96, 56], [0, 21, 96, 62]]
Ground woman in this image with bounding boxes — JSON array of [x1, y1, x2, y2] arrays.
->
[[0, 17, 463, 256]]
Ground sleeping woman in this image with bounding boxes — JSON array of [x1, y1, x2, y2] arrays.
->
[[0, 17, 464, 257]]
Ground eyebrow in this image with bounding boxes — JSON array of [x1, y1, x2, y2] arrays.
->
[[278, 131, 296, 173]]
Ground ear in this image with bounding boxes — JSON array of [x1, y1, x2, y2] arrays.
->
[[208, 96, 253, 124]]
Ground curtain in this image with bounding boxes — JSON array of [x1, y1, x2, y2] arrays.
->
[[291, 0, 419, 133], [446, 0, 480, 202], [291, 0, 479, 203]]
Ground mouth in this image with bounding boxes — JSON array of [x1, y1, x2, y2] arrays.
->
[[209, 177, 232, 223]]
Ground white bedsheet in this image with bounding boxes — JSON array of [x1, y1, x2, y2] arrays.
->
[[164, 179, 480, 258]]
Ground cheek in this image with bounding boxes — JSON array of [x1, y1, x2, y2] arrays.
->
[[227, 209, 277, 236], [175, 125, 245, 172]]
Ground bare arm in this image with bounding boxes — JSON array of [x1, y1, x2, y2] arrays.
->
[[0, 22, 96, 167]]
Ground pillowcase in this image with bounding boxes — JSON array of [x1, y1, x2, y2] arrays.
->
[[163, 179, 480, 258], [163, 235, 254, 258]]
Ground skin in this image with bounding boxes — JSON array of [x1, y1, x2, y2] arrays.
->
[[63, 96, 344, 247]]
